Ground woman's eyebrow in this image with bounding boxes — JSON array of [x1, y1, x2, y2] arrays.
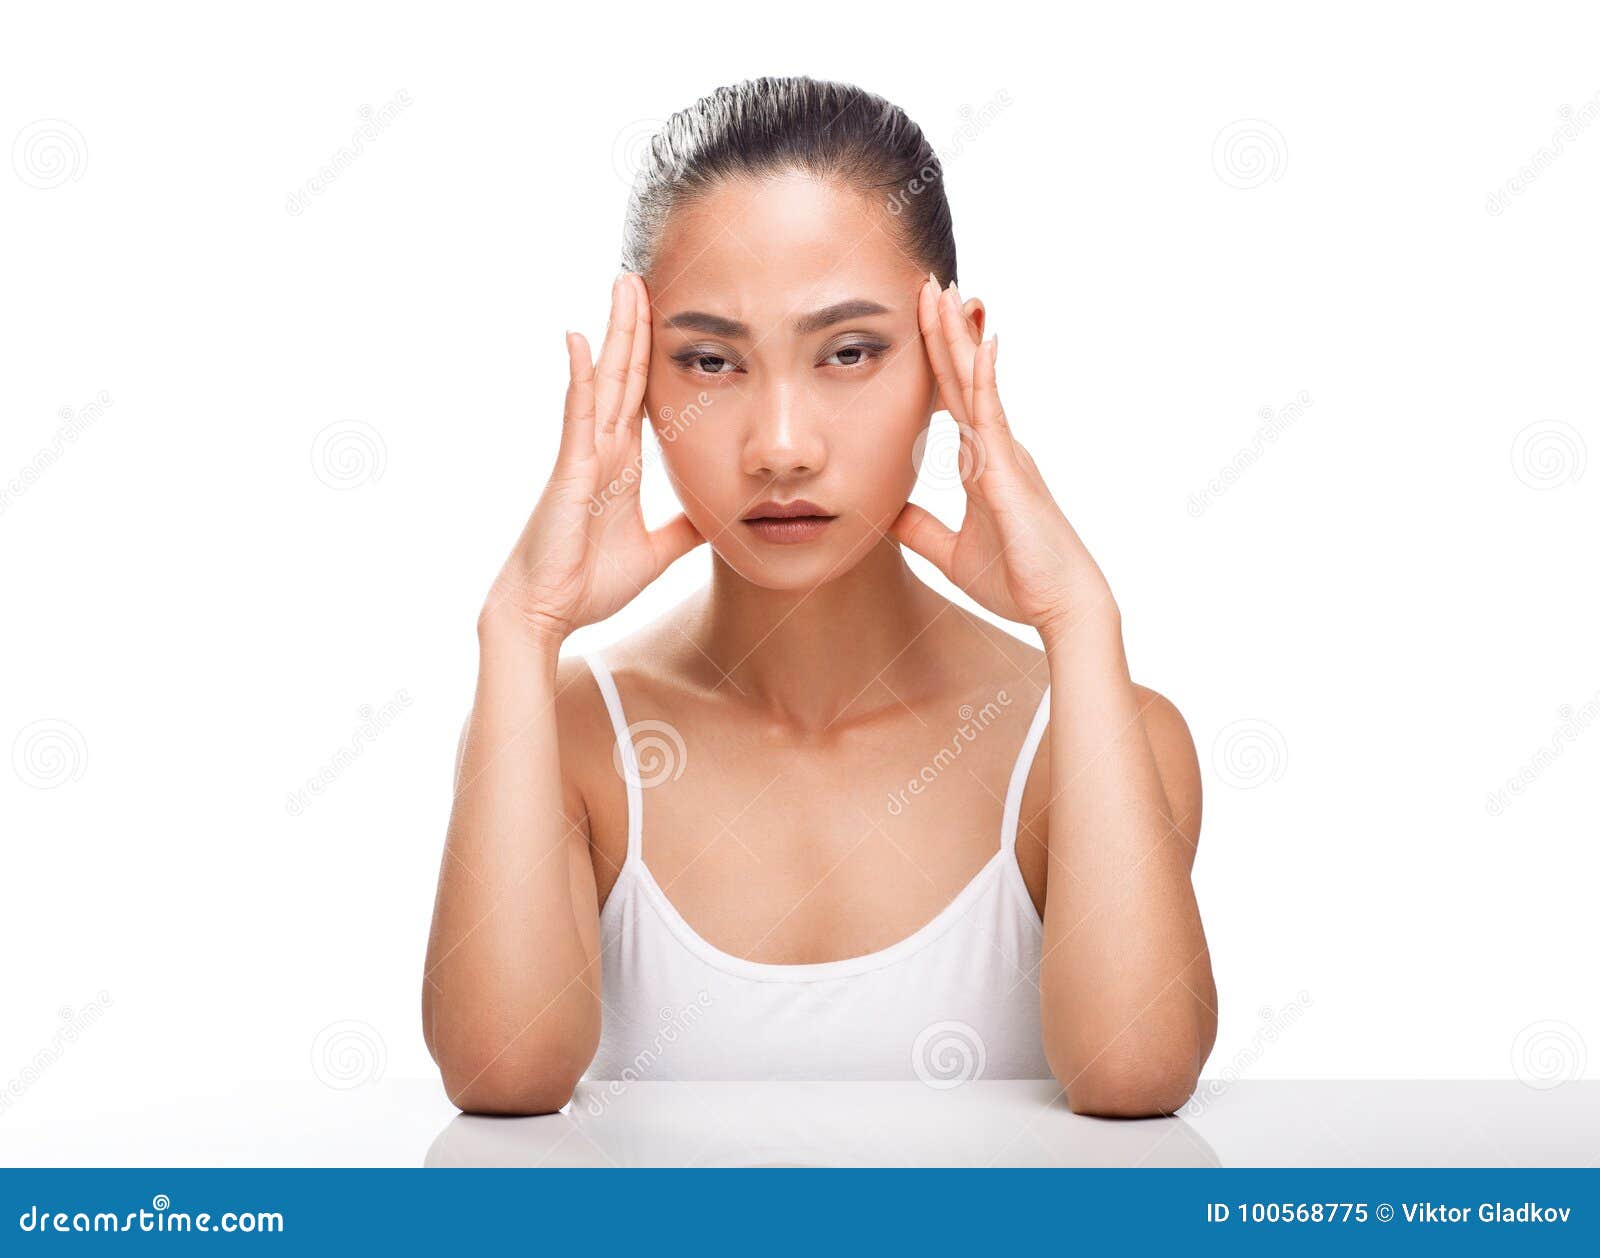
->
[[664, 310, 750, 339], [793, 299, 892, 335], [663, 299, 893, 341]]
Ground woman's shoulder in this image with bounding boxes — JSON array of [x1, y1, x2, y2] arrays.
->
[[946, 603, 1050, 706], [1003, 637, 1201, 873], [550, 618, 703, 789]]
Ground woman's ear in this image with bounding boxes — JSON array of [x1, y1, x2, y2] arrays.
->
[[962, 296, 986, 343]]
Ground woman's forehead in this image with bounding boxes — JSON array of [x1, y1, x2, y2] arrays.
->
[[647, 172, 920, 317]]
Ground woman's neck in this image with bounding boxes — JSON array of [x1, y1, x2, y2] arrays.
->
[[687, 538, 956, 733]]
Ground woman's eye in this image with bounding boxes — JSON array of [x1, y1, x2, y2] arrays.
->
[[822, 342, 886, 369], [675, 352, 739, 376]]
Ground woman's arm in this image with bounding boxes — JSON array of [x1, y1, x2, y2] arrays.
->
[[1036, 608, 1215, 1117], [892, 275, 1216, 1116], [421, 627, 601, 1115], [420, 273, 702, 1115]]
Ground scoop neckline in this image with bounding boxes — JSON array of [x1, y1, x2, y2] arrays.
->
[[606, 845, 1036, 983], [584, 649, 1051, 983]]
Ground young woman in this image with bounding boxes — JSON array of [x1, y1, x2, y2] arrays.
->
[[422, 76, 1216, 1117]]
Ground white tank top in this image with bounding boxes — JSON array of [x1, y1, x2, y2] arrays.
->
[[579, 651, 1054, 1083]]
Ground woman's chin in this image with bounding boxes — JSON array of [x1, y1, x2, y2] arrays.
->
[[711, 536, 867, 590]]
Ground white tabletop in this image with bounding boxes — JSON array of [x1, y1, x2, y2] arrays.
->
[[4, 1080, 1595, 1168]]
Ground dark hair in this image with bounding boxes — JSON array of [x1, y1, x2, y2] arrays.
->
[[622, 75, 956, 287]]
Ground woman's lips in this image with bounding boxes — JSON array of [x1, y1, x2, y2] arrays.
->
[[742, 515, 836, 544]]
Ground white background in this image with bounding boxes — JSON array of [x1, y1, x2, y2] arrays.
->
[[3, 0, 1597, 1121]]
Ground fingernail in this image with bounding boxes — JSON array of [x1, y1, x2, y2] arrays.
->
[[990, 333, 999, 363]]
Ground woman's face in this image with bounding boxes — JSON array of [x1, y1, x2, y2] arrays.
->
[[641, 170, 944, 589]]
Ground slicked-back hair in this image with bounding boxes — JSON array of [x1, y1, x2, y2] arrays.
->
[[622, 75, 957, 287]]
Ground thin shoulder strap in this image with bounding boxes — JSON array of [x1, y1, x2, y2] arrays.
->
[[1001, 685, 1051, 853], [582, 652, 642, 870]]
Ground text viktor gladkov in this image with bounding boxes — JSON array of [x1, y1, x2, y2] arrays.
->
[[1405, 1201, 1570, 1224]]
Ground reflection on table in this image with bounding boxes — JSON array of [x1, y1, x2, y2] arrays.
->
[[4, 1080, 1594, 1168], [426, 1080, 1600, 1169], [428, 1078, 1217, 1168]]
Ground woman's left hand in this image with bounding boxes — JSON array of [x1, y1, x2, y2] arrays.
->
[[891, 277, 1119, 641]]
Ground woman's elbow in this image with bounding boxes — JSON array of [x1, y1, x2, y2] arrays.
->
[[1050, 1041, 1201, 1118], [1062, 1065, 1198, 1118], [439, 1055, 582, 1116], [431, 1025, 595, 1116], [425, 996, 599, 1116]]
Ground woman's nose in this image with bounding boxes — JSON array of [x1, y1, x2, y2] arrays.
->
[[742, 376, 826, 478]]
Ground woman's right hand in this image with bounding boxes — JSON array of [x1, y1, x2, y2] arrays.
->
[[478, 272, 704, 649]]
